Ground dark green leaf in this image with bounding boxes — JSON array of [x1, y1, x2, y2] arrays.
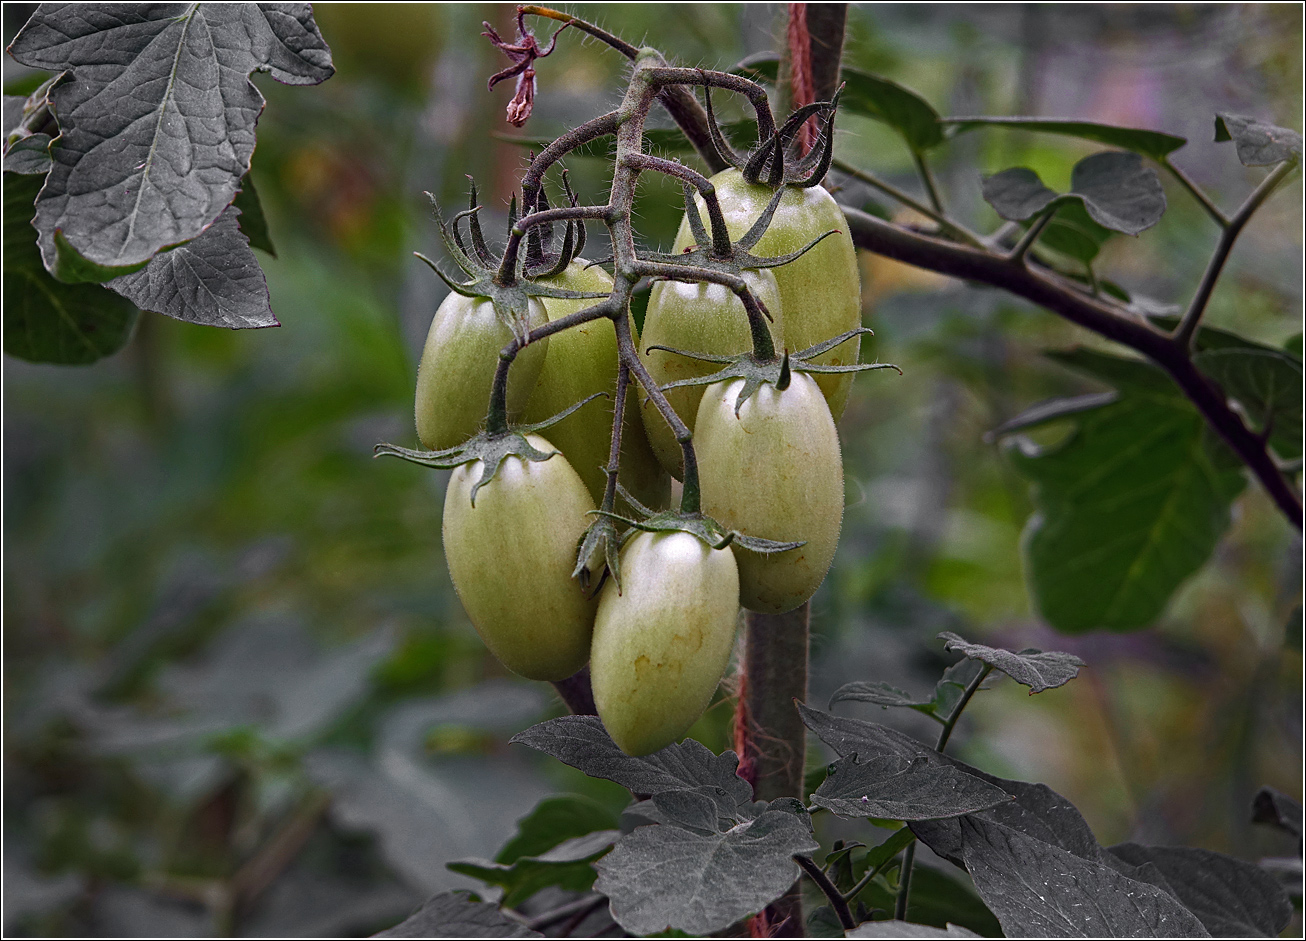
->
[[905, 867, 1004, 938], [448, 830, 617, 909], [593, 809, 817, 936], [805, 905, 846, 937], [107, 203, 277, 329], [1251, 787, 1302, 840], [812, 754, 1011, 820], [1195, 347, 1303, 459], [980, 168, 1058, 222], [3, 171, 138, 364], [495, 795, 619, 865], [943, 117, 1187, 162], [1069, 151, 1167, 235], [864, 827, 917, 873], [990, 393, 1120, 438], [960, 817, 1209, 938], [233, 173, 277, 257], [1214, 114, 1303, 167], [1284, 333, 1302, 362], [1031, 200, 1115, 263], [936, 632, 1084, 694], [8, 4, 332, 275], [1109, 843, 1292, 937], [511, 716, 753, 810], [3, 133, 52, 174], [1146, 316, 1287, 355], [1002, 351, 1245, 632], [374, 890, 542, 938], [848, 921, 982, 938]]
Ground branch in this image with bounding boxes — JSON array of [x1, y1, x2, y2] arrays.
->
[[794, 854, 855, 930]]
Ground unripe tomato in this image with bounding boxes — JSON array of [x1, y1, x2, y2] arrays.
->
[[695, 374, 843, 614], [415, 294, 548, 451], [673, 169, 862, 420], [591, 531, 740, 756], [638, 268, 783, 479], [442, 434, 597, 681], [524, 261, 670, 511]]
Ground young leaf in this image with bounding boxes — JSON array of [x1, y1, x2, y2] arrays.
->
[[7, 4, 333, 278], [1108, 843, 1292, 938], [106, 203, 276, 328], [495, 795, 619, 865], [943, 116, 1187, 163], [3, 171, 139, 364], [1194, 347, 1303, 460], [811, 754, 1011, 820], [959, 817, 1209, 938], [937, 632, 1085, 694], [980, 168, 1059, 222], [447, 830, 617, 909], [847, 921, 981, 938], [373, 890, 542, 938], [510, 716, 753, 810], [1068, 151, 1167, 235], [1214, 113, 1304, 167], [593, 809, 818, 936]]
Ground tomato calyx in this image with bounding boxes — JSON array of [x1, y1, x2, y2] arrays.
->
[[593, 486, 804, 559], [376, 392, 605, 504], [651, 327, 900, 415], [701, 78, 842, 189]]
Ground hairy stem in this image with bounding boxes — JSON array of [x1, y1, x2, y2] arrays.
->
[[795, 853, 855, 930]]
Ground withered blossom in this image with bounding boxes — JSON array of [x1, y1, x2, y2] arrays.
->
[[482, 10, 569, 128]]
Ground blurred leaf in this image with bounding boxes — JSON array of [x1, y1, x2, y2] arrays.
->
[[3, 171, 139, 364], [812, 754, 1011, 820], [1214, 113, 1303, 166], [233, 172, 277, 257], [849, 920, 982, 938], [3, 132, 51, 174], [108, 203, 277, 328], [937, 632, 1084, 694], [1195, 347, 1302, 459], [944, 117, 1186, 162], [1251, 787, 1303, 840], [1002, 351, 1245, 633], [374, 890, 542, 938], [449, 830, 617, 908], [8, 3, 333, 277], [1109, 843, 1292, 937], [984, 153, 1165, 236], [960, 817, 1209, 938], [904, 867, 1003, 938], [593, 809, 817, 936], [980, 168, 1058, 222], [829, 681, 936, 713], [864, 827, 917, 872], [1285, 333, 1303, 361], [495, 794, 619, 864]]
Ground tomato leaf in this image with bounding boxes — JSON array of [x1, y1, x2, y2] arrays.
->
[[106, 203, 277, 329], [944, 116, 1187, 162], [373, 890, 542, 938], [1251, 787, 1303, 840], [847, 920, 982, 938], [829, 680, 937, 713], [7, 3, 333, 278], [593, 809, 818, 936], [1194, 346, 1303, 460], [1214, 113, 1303, 167], [3, 171, 139, 364], [936, 632, 1084, 694], [980, 168, 1059, 222], [811, 754, 1011, 820], [448, 830, 617, 909], [982, 153, 1165, 236], [232, 172, 277, 258], [494, 795, 619, 865]]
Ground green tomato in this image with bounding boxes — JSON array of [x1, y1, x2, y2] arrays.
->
[[415, 294, 548, 451], [638, 268, 783, 479], [524, 261, 670, 512], [591, 530, 740, 756], [673, 169, 862, 420], [442, 435, 596, 681], [695, 374, 843, 614]]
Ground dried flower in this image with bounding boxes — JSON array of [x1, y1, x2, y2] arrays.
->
[[483, 11, 568, 128]]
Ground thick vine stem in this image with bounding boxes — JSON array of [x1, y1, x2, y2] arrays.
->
[[794, 853, 855, 930]]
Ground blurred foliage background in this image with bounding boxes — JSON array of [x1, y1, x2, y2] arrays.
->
[[3, 3, 1301, 936]]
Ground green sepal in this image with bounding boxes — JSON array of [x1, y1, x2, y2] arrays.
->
[[594, 496, 804, 557], [573, 513, 622, 597]]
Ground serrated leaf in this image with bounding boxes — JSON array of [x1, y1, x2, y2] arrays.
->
[[510, 716, 753, 810], [1214, 114, 1303, 167], [960, 817, 1209, 938], [233, 172, 276, 257], [8, 3, 333, 276], [593, 809, 818, 936], [4, 170, 138, 364], [1195, 347, 1303, 460], [494, 795, 619, 865], [944, 117, 1186, 162], [1108, 843, 1292, 937], [848, 922, 982, 938], [373, 890, 542, 938], [448, 830, 617, 909], [981, 168, 1059, 222], [937, 633, 1084, 694], [107, 202, 277, 328], [812, 754, 1011, 821], [1069, 151, 1167, 235]]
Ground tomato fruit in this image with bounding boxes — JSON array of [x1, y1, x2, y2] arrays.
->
[[673, 169, 862, 420], [590, 530, 740, 756], [524, 261, 670, 511], [638, 268, 783, 479], [415, 294, 549, 451], [442, 434, 597, 681], [695, 373, 843, 614]]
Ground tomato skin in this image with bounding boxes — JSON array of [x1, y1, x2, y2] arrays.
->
[[695, 374, 843, 614], [674, 169, 862, 420], [591, 531, 740, 756], [442, 434, 597, 681], [524, 261, 670, 511], [638, 268, 783, 479], [415, 294, 548, 451]]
